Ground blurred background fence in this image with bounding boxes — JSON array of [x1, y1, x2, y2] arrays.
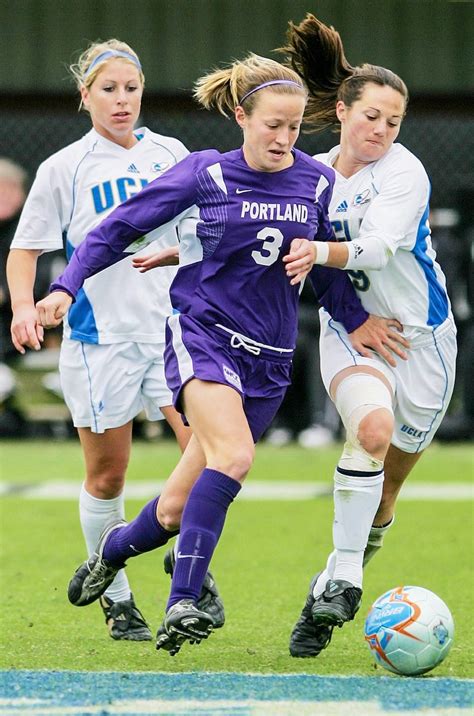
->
[[2, 93, 474, 211], [1, 0, 473, 442]]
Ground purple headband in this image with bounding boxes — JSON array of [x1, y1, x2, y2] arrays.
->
[[85, 50, 142, 78], [239, 79, 304, 105]]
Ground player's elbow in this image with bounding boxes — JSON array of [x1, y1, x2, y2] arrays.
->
[[344, 237, 392, 271], [369, 248, 391, 271]]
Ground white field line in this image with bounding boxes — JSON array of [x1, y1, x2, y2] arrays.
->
[[0, 480, 472, 500]]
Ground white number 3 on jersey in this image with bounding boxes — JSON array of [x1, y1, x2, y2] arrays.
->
[[251, 227, 284, 266]]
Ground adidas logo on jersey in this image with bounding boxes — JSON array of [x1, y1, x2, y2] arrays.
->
[[127, 163, 140, 174], [336, 200, 348, 213]]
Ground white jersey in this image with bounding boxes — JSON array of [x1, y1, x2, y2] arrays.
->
[[11, 127, 190, 344], [314, 143, 452, 339]]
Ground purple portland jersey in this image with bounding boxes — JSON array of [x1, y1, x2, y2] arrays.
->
[[52, 147, 367, 346]]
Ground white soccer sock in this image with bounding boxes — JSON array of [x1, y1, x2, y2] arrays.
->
[[313, 550, 337, 598], [79, 484, 131, 603], [172, 535, 180, 559], [363, 516, 395, 566], [332, 467, 384, 589], [333, 549, 364, 588]]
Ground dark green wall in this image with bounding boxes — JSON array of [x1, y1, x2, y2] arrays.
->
[[2, 0, 473, 94]]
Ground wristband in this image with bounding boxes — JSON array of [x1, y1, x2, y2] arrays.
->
[[313, 241, 330, 265]]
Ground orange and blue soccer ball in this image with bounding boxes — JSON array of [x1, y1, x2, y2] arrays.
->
[[364, 585, 454, 675]]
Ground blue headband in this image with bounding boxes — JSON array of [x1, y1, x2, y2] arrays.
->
[[85, 50, 142, 78], [239, 79, 304, 105]]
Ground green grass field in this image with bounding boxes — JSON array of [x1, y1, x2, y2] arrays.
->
[[0, 438, 472, 677]]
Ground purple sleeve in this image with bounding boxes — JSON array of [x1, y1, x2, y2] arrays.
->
[[308, 264, 368, 333], [50, 153, 201, 298]]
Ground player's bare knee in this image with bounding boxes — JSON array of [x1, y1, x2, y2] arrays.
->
[[215, 443, 255, 481], [158, 512, 181, 532], [358, 409, 393, 458], [229, 449, 255, 480], [157, 495, 183, 531], [88, 471, 126, 499], [336, 373, 394, 461]]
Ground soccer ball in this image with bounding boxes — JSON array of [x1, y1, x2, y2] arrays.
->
[[364, 585, 454, 676]]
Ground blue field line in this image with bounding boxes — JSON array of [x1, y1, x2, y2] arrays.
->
[[1, 670, 473, 714]]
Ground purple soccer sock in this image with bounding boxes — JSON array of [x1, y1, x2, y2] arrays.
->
[[167, 468, 241, 610], [103, 496, 177, 565]]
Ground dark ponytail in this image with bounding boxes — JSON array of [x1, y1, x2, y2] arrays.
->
[[279, 13, 408, 133]]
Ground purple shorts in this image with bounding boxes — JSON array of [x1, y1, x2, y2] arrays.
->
[[164, 313, 293, 443]]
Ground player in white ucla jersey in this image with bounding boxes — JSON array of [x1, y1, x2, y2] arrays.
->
[[7, 40, 223, 641], [283, 14, 457, 657]]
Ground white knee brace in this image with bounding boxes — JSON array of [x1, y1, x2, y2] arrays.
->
[[335, 373, 394, 473]]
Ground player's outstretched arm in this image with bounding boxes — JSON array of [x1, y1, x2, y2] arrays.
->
[[132, 246, 180, 273], [36, 291, 73, 329], [7, 248, 44, 354], [10, 303, 43, 354], [349, 315, 410, 367]]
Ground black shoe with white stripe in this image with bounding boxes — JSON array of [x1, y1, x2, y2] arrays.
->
[[289, 573, 334, 658], [68, 520, 127, 607], [163, 548, 225, 629], [311, 579, 362, 627], [100, 593, 152, 641], [156, 599, 214, 656]]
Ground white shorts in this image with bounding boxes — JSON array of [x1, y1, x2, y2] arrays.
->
[[59, 337, 173, 433], [319, 310, 457, 454]]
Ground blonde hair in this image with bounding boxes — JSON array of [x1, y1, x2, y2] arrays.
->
[[280, 14, 408, 133], [69, 39, 144, 111], [194, 53, 307, 118]]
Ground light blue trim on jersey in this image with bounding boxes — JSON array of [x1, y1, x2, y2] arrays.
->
[[327, 315, 362, 362], [148, 137, 182, 165], [411, 198, 449, 327], [65, 238, 99, 344], [69, 289, 99, 343], [80, 343, 99, 433], [70, 141, 99, 228], [415, 329, 451, 452], [63, 141, 106, 345]]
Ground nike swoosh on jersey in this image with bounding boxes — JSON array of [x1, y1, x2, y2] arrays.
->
[[235, 188, 252, 194], [177, 552, 205, 559]]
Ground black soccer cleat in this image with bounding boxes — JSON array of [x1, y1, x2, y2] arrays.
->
[[68, 520, 127, 607], [100, 593, 152, 641], [155, 623, 187, 656], [163, 548, 225, 629], [156, 599, 214, 656], [289, 573, 334, 658], [311, 579, 362, 628]]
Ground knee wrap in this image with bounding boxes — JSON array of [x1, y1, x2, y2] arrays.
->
[[335, 373, 393, 472]]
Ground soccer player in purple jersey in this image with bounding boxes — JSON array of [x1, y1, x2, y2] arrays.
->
[[37, 53, 408, 656]]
